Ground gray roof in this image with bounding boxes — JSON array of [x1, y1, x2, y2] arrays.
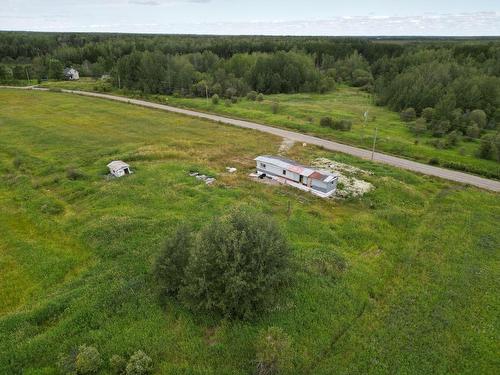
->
[[107, 160, 129, 171], [63, 67, 78, 75], [255, 155, 338, 182]]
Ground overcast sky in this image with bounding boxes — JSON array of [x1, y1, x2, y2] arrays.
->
[[1, 0, 499, 36]]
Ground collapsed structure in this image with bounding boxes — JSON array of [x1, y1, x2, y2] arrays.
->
[[254, 155, 339, 197]]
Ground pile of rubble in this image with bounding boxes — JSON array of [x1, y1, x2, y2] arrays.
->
[[189, 172, 216, 185], [311, 158, 374, 198]]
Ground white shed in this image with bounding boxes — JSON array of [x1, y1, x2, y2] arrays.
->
[[107, 160, 132, 177]]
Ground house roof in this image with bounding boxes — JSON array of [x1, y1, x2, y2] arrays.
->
[[107, 160, 129, 170], [255, 155, 338, 182], [255, 155, 315, 176], [63, 67, 78, 75]]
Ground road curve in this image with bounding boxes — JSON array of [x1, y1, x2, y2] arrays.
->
[[3, 86, 500, 192]]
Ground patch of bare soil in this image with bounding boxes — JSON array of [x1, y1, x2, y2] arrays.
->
[[311, 157, 374, 198]]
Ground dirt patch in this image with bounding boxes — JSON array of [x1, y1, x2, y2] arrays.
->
[[203, 326, 221, 347], [311, 157, 374, 198], [312, 158, 373, 176], [278, 138, 295, 154]]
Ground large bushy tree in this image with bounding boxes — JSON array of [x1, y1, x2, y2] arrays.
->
[[155, 208, 291, 319]]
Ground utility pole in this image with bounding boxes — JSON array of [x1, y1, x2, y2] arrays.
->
[[371, 126, 378, 161], [25, 66, 31, 85], [362, 110, 368, 144], [205, 82, 209, 105]]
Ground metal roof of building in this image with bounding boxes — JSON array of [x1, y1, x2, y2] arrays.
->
[[107, 160, 130, 170], [255, 155, 338, 182]]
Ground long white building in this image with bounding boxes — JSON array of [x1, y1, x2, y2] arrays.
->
[[255, 155, 338, 197]]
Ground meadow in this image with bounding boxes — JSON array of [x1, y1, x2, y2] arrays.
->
[[0, 89, 499, 374], [39, 80, 500, 180]]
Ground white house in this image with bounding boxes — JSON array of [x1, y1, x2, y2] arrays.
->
[[63, 67, 79, 80], [255, 155, 338, 197], [107, 160, 132, 177]]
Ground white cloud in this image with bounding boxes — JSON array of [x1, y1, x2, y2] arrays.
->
[[170, 12, 500, 36], [128, 0, 210, 5], [0, 8, 498, 35]]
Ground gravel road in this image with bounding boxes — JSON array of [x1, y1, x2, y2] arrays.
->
[[3, 86, 499, 192]]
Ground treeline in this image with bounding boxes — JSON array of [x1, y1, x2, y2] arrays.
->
[[1, 32, 500, 161], [114, 50, 332, 96], [0, 32, 400, 96], [375, 48, 500, 127]]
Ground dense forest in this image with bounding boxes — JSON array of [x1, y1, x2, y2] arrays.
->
[[1, 32, 499, 161]]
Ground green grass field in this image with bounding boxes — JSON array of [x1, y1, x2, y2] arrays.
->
[[0, 89, 499, 374], [38, 80, 500, 180], [164, 88, 500, 179]]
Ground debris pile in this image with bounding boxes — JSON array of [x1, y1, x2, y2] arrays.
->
[[311, 158, 374, 198], [189, 172, 216, 185], [278, 138, 295, 154]]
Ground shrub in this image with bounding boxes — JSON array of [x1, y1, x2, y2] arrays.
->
[[466, 123, 480, 138], [429, 139, 446, 149], [255, 327, 293, 375], [126, 350, 153, 375], [231, 96, 238, 104], [270, 101, 279, 114], [75, 345, 102, 374], [155, 224, 191, 296], [246, 90, 258, 101], [178, 208, 291, 319], [225, 87, 237, 98], [224, 99, 232, 107], [400, 108, 416, 122], [57, 350, 78, 374], [469, 109, 487, 128], [211, 94, 219, 105], [478, 133, 500, 161], [67, 167, 86, 180], [320, 117, 334, 128], [428, 157, 440, 166], [319, 77, 336, 93], [421, 107, 435, 123], [256, 93, 264, 102], [445, 130, 461, 148], [320, 117, 352, 131], [110, 355, 127, 375], [333, 119, 352, 131], [352, 69, 373, 87], [431, 120, 449, 138]]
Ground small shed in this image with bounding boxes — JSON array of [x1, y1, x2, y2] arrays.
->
[[63, 67, 79, 80], [107, 160, 132, 177]]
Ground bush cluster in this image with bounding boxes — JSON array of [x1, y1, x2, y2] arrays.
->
[[320, 116, 352, 131], [478, 132, 500, 161], [246, 90, 258, 101], [59, 346, 153, 375], [400, 108, 416, 122], [155, 208, 291, 319]]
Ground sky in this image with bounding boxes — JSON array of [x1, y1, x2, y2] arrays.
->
[[0, 0, 499, 36]]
